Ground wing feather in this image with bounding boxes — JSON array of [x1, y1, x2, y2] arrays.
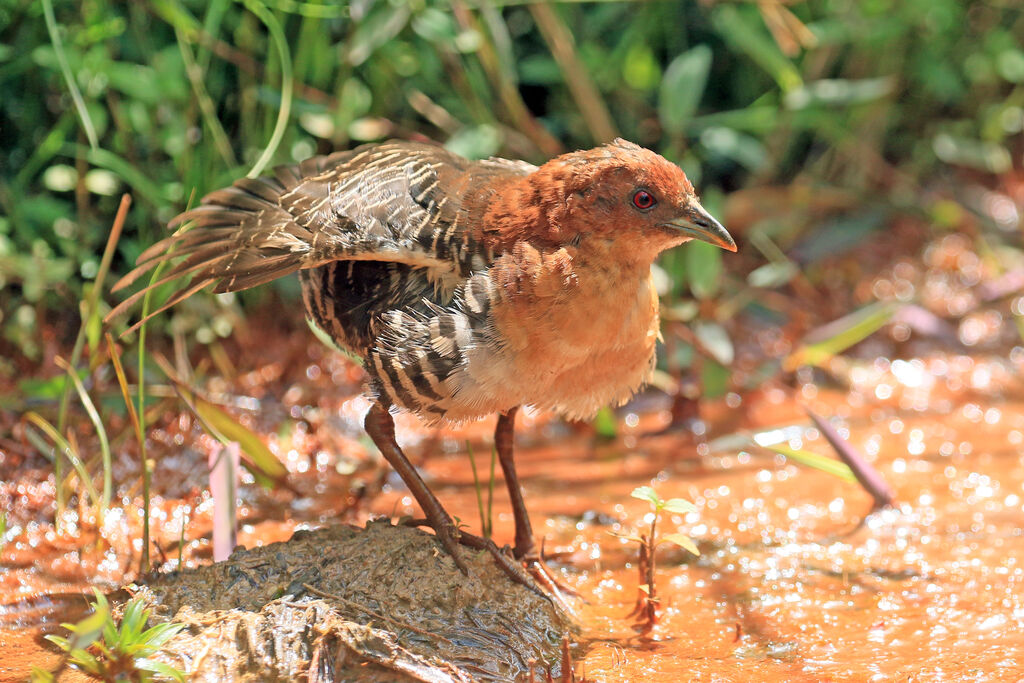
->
[[107, 140, 534, 326]]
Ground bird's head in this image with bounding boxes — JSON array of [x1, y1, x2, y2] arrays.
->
[[501, 139, 736, 263]]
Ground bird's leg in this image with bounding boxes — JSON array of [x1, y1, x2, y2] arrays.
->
[[365, 403, 540, 594], [364, 402, 469, 575], [495, 408, 579, 600], [495, 407, 535, 559]]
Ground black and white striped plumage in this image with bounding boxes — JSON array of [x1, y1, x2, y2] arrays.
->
[[112, 142, 524, 421]]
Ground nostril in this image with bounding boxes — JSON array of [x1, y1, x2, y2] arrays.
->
[[692, 217, 709, 228]]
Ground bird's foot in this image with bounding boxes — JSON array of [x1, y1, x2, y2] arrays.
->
[[402, 518, 544, 597], [458, 530, 546, 598], [518, 541, 581, 609], [413, 514, 473, 577]]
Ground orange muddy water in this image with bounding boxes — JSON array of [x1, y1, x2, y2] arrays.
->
[[4, 346, 1024, 681]]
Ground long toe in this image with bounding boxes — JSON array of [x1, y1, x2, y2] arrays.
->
[[457, 531, 547, 598], [430, 517, 471, 575], [520, 543, 582, 604]]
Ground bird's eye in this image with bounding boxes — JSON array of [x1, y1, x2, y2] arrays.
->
[[632, 190, 656, 210]]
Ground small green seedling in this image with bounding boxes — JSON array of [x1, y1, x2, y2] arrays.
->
[[31, 589, 186, 682], [619, 485, 700, 636]]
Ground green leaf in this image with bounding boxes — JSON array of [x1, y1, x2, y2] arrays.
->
[[700, 359, 730, 399], [784, 302, 898, 370], [412, 7, 458, 45], [711, 4, 802, 93], [747, 261, 798, 289], [662, 533, 700, 556], [685, 239, 723, 300], [784, 76, 896, 109], [120, 597, 146, 642], [623, 43, 662, 92], [43, 634, 70, 651], [694, 321, 733, 366], [699, 126, 768, 171], [631, 485, 661, 508], [140, 622, 186, 650], [24, 412, 101, 509], [17, 370, 83, 400], [346, 3, 411, 66], [659, 45, 712, 134], [67, 649, 101, 673], [30, 667, 56, 683], [661, 498, 696, 514], [191, 395, 287, 486], [592, 405, 618, 439], [793, 209, 887, 263], [933, 133, 1012, 174], [764, 443, 857, 483], [57, 358, 112, 511], [136, 659, 187, 682], [445, 124, 503, 161], [608, 530, 645, 544]]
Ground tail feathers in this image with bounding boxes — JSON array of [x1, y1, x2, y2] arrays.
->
[[106, 160, 330, 332]]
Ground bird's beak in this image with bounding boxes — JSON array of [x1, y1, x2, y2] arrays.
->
[[661, 202, 737, 252]]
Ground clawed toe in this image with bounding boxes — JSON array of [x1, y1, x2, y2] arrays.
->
[[520, 545, 581, 602], [458, 531, 544, 596], [404, 519, 542, 595]]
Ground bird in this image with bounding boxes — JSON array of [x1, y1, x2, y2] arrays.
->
[[108, 138, 736, 592]]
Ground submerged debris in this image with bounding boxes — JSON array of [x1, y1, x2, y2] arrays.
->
[[805, 407, 895, 511], [135, 521, 574, 682]]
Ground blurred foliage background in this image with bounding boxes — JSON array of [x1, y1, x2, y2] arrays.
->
[[1, 0, 1022, 378]]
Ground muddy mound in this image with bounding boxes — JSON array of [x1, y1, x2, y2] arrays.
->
[[136, 521, 573, 682]]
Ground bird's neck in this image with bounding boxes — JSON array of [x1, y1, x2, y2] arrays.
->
[[472, 167, 575, 253]]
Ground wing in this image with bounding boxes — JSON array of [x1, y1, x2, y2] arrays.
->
[[106, 141, 536, 331]]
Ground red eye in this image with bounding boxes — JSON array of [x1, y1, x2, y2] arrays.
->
[[632, 190, 655, 210]]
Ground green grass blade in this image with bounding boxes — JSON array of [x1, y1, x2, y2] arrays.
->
[[172, 20, 238, 168], [24, 413, 101, 511], [52, 195, 130, 525], [242, 0, 293, 178], [785, 302, 899, 370], [40, 0, 98, 149], [486, 444, 496, 541], [763, 443, 857, 483], [466, 441, 488, 539], [54, 357, 112, 513]]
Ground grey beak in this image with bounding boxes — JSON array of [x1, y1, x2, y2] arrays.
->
[[661, 202, 737, 252]]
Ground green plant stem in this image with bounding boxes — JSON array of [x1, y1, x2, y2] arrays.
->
[[452, 1, 563, 157], [53, 195, 131, 527], [648, 511, 657, 596], [54, 357, 112, 515], [466, 441, 488, 539], [241, 0, 293, 178], [178, 507, 187, 569], [172, 22, 238, 168], [24, 413, 101, 511], [486, 445, 496, 540], [135, 248, 175, 575], [40, 0, 98, 149], [106, 333, 150, 573]]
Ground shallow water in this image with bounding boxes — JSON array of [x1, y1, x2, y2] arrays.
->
[[4, 341, 1024, 680], [401, 363, 1024, 681]]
